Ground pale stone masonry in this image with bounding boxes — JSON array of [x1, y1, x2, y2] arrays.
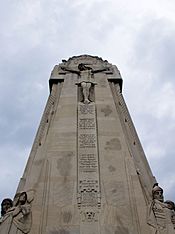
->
[[1, 55, 175, 234]]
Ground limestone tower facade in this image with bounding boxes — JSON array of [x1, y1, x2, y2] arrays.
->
[[1, 55, 175, 234]]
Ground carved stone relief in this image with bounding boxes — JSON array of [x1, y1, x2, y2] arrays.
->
[[61, 61, 109, 104], [165, 200, 175, 229], [0, 190, 34, 234], [81, 210, 99, 222], [65, 55, 110, 67], [1, 198, 13, 217], [147, 183, 175, 233]]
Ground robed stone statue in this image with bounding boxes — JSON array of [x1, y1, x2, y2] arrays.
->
[[0, 191, 34, 234]]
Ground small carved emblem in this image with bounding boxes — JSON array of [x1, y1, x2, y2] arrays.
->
[[81, 210, 98, 222]]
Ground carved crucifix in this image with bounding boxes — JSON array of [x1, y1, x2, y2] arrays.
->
[[61, 63, 109, 104]]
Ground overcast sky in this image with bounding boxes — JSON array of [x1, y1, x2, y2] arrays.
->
[[0, 0, 175, 203]]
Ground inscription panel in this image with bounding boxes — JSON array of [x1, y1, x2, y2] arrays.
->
[[77, 103, 101, 211], [78, 180, 100, 208], [79, 104, 94, 115], [79, 118, 95, 129], [79, 134, 96, 148], [79, 154, 97, 173]]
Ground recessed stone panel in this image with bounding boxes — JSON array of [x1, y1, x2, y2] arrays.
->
[[53, 180, 75, 206]]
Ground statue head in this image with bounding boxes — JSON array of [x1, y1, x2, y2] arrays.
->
[[152, 183, 164, 202], [1, 198, 13, 216], [78, 63, 91, 71], [16, 192, 27, 206], [13, 193, 20, 206], [165, 200, 175, 210]]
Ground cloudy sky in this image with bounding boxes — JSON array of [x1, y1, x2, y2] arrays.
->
[[0, 0, 175, 203]]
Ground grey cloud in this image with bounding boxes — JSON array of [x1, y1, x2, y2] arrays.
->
[[0, 145, 30, 202], [131, 17, 175, 83], [124, 16, 175, 201]]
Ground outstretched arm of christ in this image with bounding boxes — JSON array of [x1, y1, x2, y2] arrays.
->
[[92, 67, 110, 74], [61, 66, 80, 75]]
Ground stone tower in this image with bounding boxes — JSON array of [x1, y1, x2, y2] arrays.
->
[[1, 55, 175, 234]]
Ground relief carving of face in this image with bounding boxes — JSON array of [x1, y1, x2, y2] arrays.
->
[[1, 199, 13, 216], [18, 192, 27, 205], [153, 190, 164, 202], [2, 201, 12, 212], [152, 183, 164, 202]]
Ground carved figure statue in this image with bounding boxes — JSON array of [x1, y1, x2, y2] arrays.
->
[[147, 183, 175, 233], [165, 200, 175, 229], [1, 198, 13, 217], [61, 63, 109, 104], [0, 191, 33, 234]]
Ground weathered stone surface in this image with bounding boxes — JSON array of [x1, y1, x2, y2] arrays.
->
[[1, 55, 166, 233]]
